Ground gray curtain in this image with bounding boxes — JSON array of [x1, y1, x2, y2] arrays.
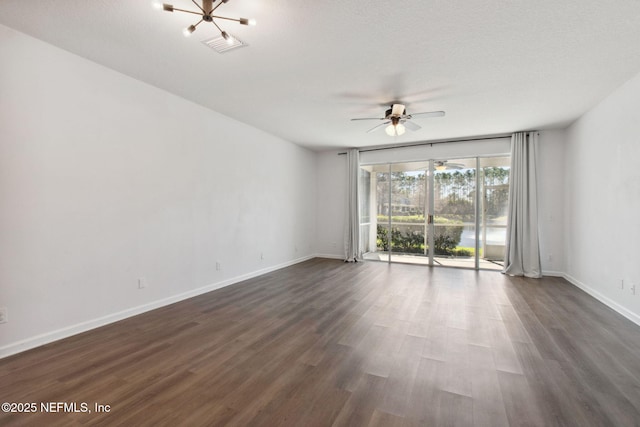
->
[[344, 148, 360, 262], [504, 132, 542, 278]]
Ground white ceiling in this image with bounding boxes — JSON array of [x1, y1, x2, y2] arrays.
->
[[2, 0, 640, 150]]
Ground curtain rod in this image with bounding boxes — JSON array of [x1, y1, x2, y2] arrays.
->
[[337, 134, 513, 155]]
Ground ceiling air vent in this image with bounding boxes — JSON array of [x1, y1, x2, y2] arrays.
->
[[201, 35, 247, 53]]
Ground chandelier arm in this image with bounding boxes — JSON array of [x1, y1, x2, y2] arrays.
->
[[211, 1, 224, 13], [172, 7, 203, 15], [193, 18, 204, 27], [211, 15, 242, 23], [211, 19, 225, 33], [191, 0, 205, 13]]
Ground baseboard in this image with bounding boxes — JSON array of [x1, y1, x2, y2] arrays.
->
[[542, 270, 565, 277], [0, 255, 316, 359], [314, 253, 344, 260], [563, 273, 640, 327]]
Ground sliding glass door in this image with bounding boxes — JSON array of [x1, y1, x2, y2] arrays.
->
[[389, 162, 429, 265], [432, 158, 477, 268], [360, 156, 510, 270], [479, 156, 510, 270]]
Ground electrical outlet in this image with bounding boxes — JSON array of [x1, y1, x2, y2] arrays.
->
[[138, 277, 147, 289], [0, 307, 8, 324], [547, 254, 553, 261], [216, 261, 221, 271]]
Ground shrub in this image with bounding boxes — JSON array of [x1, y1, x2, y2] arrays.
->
[[376, 226, 389, 251], [453, 247, 474, 257], [433, 217, 463, 255], [433, 234, 458, 255], [376, 216, 465, 256]]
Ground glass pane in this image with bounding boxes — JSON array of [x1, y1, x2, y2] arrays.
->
[[479, 156, 510, 270], [359, 167, 372, 256], [389, 162, 429, 265], [361, 166, 391, 262], [432, 158, 477, 268]]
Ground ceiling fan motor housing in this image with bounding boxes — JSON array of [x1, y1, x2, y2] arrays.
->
[[391, 103, 406, 117], [385, 104, 407, 119]]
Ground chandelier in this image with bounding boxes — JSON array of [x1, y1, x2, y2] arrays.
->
[[155, 0, 256, 42]]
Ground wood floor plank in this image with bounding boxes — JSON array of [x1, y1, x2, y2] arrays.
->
[[470, 367, 510, 427], [2, 258, 640, 426], [405, 356, 447, 425], [332, 373, 388, 427], [376, 334, 424, 416], [497, 370, 547, 426]]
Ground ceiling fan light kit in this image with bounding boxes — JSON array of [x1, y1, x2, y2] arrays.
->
[[156, 0, 255, 40], [385, 119, 406, 136], [351, 103, 445, 137]]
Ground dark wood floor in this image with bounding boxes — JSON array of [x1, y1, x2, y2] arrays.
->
[[2, 258, 640, 426]]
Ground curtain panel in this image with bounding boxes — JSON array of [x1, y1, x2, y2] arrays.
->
[[504, 132, 542, 278], [344, 148, 360, 262]]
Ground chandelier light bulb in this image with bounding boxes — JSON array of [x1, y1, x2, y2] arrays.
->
[[396, 123, 406, 135], [222, 31, 234, 44], [183, 25, 196, 37], [239, 18, 257, 26], [152, 1, 163, 10]]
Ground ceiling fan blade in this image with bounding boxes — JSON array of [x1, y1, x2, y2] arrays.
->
[[409, 111, 445, 119], [366, 121, 390, 133], [351, 117, 385, 121], [403, 121, 421, 131]]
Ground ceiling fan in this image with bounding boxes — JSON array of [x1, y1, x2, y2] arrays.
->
[[351, 103, 445, 136]]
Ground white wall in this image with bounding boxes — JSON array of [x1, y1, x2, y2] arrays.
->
[[315, 151, 346, 258], [0, 25, 316, 357], [564, 70, 640, 323], [537, 129, 566, 275]]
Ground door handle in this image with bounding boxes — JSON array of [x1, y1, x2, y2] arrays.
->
[[428, 214, 433, 224]]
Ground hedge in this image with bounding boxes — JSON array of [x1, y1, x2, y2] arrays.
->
[[376, 216, 468, 256]]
